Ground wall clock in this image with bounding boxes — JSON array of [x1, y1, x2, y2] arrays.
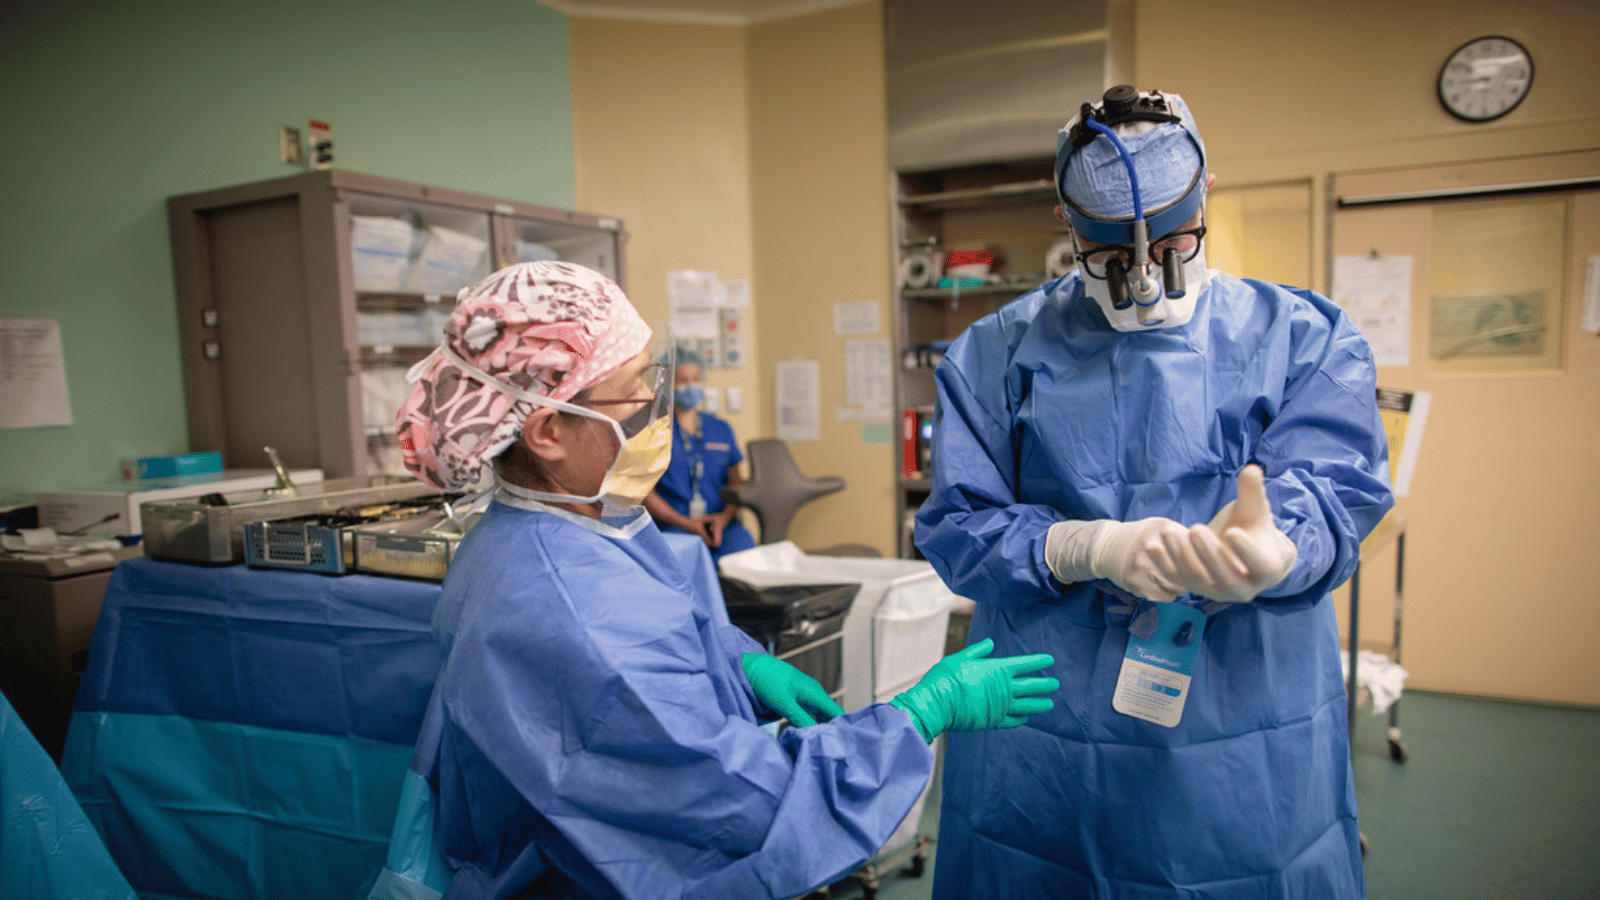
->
[[1437, 35, 1533, 123]]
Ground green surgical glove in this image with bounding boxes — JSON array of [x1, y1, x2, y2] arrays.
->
[[740, 653, 847, 727], [889, 639, 1058, 743]]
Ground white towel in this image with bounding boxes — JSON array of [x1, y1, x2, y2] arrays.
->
[[1341, 649, 1409, 715]]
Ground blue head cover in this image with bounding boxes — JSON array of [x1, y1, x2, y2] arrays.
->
[[1055, 89, 1208, 245]]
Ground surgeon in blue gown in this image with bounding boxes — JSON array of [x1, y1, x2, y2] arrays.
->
[[914, 87, 1394, 899], [645, 353, 757, 560], [385, 261, 1059, 900]]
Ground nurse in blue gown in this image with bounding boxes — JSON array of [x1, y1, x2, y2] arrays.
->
[[645, 355, 756, 560], [385, 261, 1059, 900], [914, 88, 1394, 899]]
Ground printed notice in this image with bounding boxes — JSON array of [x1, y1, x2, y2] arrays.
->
[[1, 316, 73, 428], [833, 300, 880, 336], [841, 337, 892, 419], [775, 359, 820, 442], [1332, 255, 1412, 367], [667, 270, 721, 337]]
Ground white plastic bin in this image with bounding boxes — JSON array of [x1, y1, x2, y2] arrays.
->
[[719, 542, 957, 870], [718, 541, 957, 711], [349, 216, 415, 292]]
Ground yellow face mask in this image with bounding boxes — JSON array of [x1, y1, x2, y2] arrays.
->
[[603, 415, 672, 506]]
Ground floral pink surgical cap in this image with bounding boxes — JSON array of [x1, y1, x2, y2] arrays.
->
[[395, 261, 650, 490]]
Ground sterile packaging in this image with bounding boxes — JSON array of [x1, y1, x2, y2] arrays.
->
[[403, 225, 488, 295], [349, 215, 415, 292], [360, 366, 413, 436], [515, 240, 559, 263], [36, 469, 325, 538]]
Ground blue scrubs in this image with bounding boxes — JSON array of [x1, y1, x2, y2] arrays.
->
[[915, 271, 1393, 899], [655, 412, 755, 559], [419, 497, 933, 899]]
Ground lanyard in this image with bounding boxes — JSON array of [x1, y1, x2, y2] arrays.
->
[[678, 421, 705, 493]]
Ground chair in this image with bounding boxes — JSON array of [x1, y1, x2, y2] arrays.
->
[[720, 439, 880, 558]]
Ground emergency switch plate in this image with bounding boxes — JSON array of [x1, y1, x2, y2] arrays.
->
[[280, 126, 303, 166]]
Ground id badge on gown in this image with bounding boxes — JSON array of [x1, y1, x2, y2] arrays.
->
[[688, 493, 707, 518], [1113, 603, 1206, 727]]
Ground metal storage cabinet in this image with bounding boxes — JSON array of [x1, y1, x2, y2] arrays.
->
[[168, 170, 627, 478]]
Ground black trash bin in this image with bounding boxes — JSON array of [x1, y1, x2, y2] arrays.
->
[[719, 577, 858, 697]]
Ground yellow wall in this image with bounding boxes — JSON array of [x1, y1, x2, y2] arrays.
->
[[569, 2, 896, 554], [567, 16, 764, 455], [1136, 0, 1600, 287], [747, 3, 895, 554], [566, 0, 1600, 702], [1139, 1, 1600, 705]]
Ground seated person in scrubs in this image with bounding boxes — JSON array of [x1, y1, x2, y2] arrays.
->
[[644, 353, 756, 560], [915, 87, 1395, 899], [393, 261, 1059, 900]]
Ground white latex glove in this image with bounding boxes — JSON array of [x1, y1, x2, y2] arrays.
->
[[1046, 518, 1188, 603], [1159, 465, 1298, 603]]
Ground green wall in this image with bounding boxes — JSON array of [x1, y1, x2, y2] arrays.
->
[[0, 0, 573, 496]]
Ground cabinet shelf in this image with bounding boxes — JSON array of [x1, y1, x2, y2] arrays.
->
[[903, 281, 1046, 302], [356, 292, 459, 309], [899, 178, 1055, 211], [359, 345, 435, 365]]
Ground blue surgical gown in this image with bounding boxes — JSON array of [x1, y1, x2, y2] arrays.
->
[[914, 271, 1394, 899], [420, 498, 933, 899], [655, 413, 756, 560]]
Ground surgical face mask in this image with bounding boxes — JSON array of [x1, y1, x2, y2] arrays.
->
[[675, 383, 704, 410], [603, 413, 672, 505], [1081, 242, 1210, 331]]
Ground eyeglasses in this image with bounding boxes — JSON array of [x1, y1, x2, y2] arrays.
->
[[1077, 225, 1207, 280], [574, 362, 670, 437]]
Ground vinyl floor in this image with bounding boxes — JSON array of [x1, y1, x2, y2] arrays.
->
[[821, 691, 1600, 900]]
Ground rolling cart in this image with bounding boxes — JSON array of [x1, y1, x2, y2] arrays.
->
[[1347, 513, 1408, 763]]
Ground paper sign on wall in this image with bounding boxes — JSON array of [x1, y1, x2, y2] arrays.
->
[[1332, 255, 1412, 367], [1, 315, 73, 429], [775, 359, 820, 442]]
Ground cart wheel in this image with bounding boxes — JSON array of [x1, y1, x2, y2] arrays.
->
[[906, 852, 926, 879], [905, 835, 931, 878], [1387, 727, 1409, 763]]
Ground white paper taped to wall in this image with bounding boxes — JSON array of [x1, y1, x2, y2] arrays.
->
[[844, 337, 891, 415], [1, 315, 73, 429], [1332, 255, 1413, 367], [775, 359, 820, 442], [833, 300, 880, 336]]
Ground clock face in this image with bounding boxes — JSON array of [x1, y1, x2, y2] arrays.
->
[[1438, 36, 1534, 122]]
